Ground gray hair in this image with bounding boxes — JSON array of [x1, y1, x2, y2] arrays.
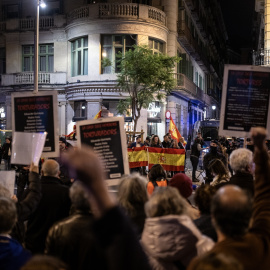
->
[[42, 159, 60, 177], [118, 173, 148, 218], [0, 184, 11, 198], [0, 196, 17, 233], [229, 148, 253, 173], [69, 181, 91, 211], [145, 186, 188, 218]]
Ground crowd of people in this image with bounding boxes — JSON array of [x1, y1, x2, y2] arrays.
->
[[0, 127, 270, 270]]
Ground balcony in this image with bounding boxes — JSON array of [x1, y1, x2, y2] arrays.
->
[[1, 72, 67, 86], [174, 73, 217, 106], [67, 3, 166, 26], [252, 49, 270, 66], [177, 20, 209, 71]]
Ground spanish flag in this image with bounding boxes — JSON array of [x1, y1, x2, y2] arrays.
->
[[169, 116, 181, 143], [128, 147, 185, 171], [94, 110, 102, 119]]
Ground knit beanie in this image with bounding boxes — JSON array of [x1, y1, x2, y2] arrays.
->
[[169, 173, 193, 198]]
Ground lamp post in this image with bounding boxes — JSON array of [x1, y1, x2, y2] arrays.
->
[[34, 0, 46, 94]]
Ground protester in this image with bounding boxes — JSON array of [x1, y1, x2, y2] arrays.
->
[[229, 148, 254, 197], [150, 135, 162, 148], [189, 252, 243, 270], [0, 162, 41, 244], [144, 136, 151, 146], [21, 255, 68, 270], [63, 146, 151, 270], [194, 184, 217, 242], [2, 136, 11, 170], [117, 174, 148, 238], [25, 159, 71, 254], [0, 197, 31, 270], [188, 127, 270, 270], [203, 140, 227, 184], [147, 164, 168, 196], [141, 186, 214, 269], [208, 158, 230, 187], [190, 137, 204, 182], [130, 136, 143, 148], [45, 181, 105, 270], [162, 135, 171, 148], [169, 173, 200, 219]]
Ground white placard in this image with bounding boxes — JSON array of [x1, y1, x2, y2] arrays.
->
[[77, 117, 129, 186], [11, 132, 47, 166], [0, 171, 16, 196]]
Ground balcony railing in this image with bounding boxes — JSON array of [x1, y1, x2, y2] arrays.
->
[[1, 72, 67, 86], [252, 49, 270, 66], [20, 16, 54, 30], [67, 3, 166, 26]]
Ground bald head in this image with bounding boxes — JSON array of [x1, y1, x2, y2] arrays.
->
[[211, 185, 252, 238], [42, 159, 60, 178]]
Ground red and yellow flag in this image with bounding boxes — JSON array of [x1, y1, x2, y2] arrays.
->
[[169, 116, 181, 143], [128, 146, 185, 171], [94, 110, 102, 119]]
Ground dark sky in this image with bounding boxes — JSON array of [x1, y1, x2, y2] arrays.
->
[[220, 0, 255, 52]]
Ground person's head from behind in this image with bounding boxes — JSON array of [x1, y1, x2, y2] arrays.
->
[[211, 185, 252, 238], [69, 181, 91, 212], [194, 184, 217, 215], [145, 186, 187, 218], [0, 196, 17, 234], [21, 255, 69, 270], [208, 159, 229, 178], [229, 148, 253, 174], [42, 159, 60, 178], [190, 252, 243, 270], [148, 164, 166, 182], [169, 173, 193, 199], [118, 174, 148, 218], [145, 136, 150, 144]]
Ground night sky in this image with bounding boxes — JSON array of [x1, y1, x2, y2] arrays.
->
[[220, 0, 255, 52]]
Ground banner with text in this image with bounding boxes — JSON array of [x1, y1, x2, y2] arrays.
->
[[219, 65, 270, 138], [77, 117, 129, 185], [12, 91, 59, 157]]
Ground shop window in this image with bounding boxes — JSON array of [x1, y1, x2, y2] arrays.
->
[[71, 37, 88, 77], [101, 35, 137, 74], [148, 38, 164, 54], [22, 44, 54, 72]]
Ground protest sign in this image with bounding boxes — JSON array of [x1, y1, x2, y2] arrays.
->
[[77, 117, 129, 185], [219, 65, 270, 138], [11, 132, 47, 166], [0, 171, 16, 196], [11, 91, 59, 157]]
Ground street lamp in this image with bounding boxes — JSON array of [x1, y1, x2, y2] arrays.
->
[[212, 105, 216, 119], [34, 0, 46, 94]]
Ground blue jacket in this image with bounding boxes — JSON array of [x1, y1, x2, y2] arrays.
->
[[0, 236, 31, 270]]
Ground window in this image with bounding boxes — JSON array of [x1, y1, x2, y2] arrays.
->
[[101, 35, 136, 74], [0, 48, 6, 74], [71, 37, 88, 76], [22, 44, 54, 72], [178, 52, 193, 81], [74, 101, 87, 120], [148, 38, 164, 54], [2, 4, 20, 20]]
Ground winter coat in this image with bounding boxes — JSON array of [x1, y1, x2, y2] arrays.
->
[[141, 214, 214, 270]]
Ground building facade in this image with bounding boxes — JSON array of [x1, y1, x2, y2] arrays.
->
[[0, 0, 227, 140]]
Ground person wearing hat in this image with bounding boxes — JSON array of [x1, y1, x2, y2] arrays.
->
[[203, 140, 227, 184], [169, 173, 200, 219]]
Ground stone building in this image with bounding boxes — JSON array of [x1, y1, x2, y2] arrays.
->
[[0, 0, 227, 140]]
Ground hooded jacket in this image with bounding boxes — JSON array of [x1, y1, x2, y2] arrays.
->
[[0, 235, 31, 270], [141, 215, 214, 270]]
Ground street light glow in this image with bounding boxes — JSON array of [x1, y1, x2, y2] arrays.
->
[[212, 105, 216, 110], [40, 0, 46, 8]]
